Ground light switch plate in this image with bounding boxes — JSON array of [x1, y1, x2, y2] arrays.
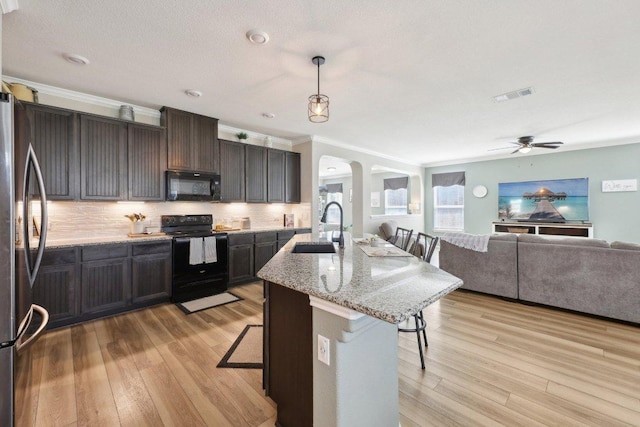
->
[[318, 335, 330, 366]]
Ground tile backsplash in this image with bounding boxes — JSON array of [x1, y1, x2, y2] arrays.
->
[[44, 201, 312, 239]]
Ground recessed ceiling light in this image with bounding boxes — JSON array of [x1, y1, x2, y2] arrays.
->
[[185, 89, 203, 98], [63, 53, 90, 65], [262, 113, 275, 119], [246, 30, 270, 45]]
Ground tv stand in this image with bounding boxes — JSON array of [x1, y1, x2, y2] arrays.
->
[[492, 221, 594, 238]]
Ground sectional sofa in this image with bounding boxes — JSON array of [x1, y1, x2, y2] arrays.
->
[[439, 233, 640, 324]]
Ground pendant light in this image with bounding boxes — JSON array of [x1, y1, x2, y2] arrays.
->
[[308, 56, 329, 123]]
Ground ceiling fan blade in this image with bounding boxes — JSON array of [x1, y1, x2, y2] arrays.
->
[[532, 141, 563, 146], [511, 148, 522, 154], [532, 142, 563, 149]]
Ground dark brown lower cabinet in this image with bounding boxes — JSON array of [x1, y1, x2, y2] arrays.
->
[[264, 281, 313, 427], [31, 241, 171, 329], [277, 230, 296, 250], [228, 229, 309, 285], [254, 231, 278, 273], [81, 245, 131, 315], [131, 241, 172, 304], [31, 248, 79, 329], [228, 243, 254, 285]]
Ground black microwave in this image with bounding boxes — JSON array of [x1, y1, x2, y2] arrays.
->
[[166, 171, 221, 201]]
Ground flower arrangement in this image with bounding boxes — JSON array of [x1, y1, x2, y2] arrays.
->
[[125, 213, 146, 222]]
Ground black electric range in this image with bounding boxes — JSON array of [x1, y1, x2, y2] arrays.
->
[[161, 215, 229, 303]]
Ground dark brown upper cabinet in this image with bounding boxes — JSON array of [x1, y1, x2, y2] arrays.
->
[[80, 114, 166, 201], [127, 123, 167, 201], [267, 149, 286, 203], [161, 106, 219, 173], [219, 139, 245, 202], [15, 102, 80, 200], [80, 115, 128, 200], [246, 145, 268, 203], [285, 151, 301, 203]]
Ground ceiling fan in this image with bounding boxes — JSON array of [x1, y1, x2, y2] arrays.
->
[[499, 136, 564, 154]]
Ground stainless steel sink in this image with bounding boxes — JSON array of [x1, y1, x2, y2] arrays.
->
[[291, 242, 337, 254]]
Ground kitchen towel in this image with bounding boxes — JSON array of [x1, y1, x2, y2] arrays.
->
[[189, 237, 204, 265], [204, 236, 217, 263]]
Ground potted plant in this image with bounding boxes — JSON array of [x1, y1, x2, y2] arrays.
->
[[125, 213, 146, 234], [236, 132, 248, 142]]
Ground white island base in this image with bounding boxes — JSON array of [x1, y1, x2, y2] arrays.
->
[[310, 296, 399, 427]]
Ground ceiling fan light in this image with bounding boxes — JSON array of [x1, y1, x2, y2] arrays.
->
[[519, 146, 532, 154]]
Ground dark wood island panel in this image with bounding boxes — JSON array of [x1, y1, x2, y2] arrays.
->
[[264, 281, 313, 427]]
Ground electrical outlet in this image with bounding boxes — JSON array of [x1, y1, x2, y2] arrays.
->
[[318, 334, 330, 366]]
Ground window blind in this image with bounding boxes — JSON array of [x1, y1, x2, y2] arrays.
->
[[432, 171, 465, 187], [383, 177, 408, 191]]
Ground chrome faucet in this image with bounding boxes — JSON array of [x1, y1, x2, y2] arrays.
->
[[320, 201, 344, 248]]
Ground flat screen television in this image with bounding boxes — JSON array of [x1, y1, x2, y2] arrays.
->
[[498, 178, 589, 223]]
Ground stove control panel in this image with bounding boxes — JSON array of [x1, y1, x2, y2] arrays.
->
[[161, 214, 213, 227]]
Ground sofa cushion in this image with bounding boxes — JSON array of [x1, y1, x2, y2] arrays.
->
[[611, 241, 640, 251], [490, 233, 518, 242], [518, 236, 640, 323], [378, 220, 397, 240], [439, 236, 518, 299], [517, 234, 610, 248]]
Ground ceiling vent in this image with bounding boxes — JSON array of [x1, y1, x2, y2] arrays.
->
[[494, 87, 534, 102]]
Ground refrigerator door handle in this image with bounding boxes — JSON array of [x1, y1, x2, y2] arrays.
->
[[15, 304, 49, 353], [22, 143, 48, 288]]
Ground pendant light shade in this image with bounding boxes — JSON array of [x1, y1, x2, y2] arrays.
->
[[308, 56, 329, 123]]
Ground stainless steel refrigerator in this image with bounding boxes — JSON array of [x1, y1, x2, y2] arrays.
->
[[0, 92, 50, 425]]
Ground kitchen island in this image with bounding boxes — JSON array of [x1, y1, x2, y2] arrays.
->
[[257, 233, 463, 427]]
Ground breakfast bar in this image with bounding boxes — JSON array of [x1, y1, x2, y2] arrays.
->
[[257, 233, 463, 427]]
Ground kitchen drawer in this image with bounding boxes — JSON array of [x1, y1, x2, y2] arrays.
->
[[40, 247, 78, 266], [229, 233, 254, 246], [82, 244, 129, 261], [277, 230, 296, 241], [255, 231, 277, 243], [132, 241, 171, 256]]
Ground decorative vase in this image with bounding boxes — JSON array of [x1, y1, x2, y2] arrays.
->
[[119, 105, 135, 121], [130, 221, 144, 234]]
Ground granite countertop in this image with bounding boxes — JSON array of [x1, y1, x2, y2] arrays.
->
[[257, 233, 463, 324], [41, 226, 310, 248]]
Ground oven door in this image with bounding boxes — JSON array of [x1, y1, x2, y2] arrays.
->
[[172, 234, 228, 284]]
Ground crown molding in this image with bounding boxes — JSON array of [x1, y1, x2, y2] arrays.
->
[[217, 124, 292, 147], [2, 75, 161, 119], [1, 0, 18, 14], [304, 135, 422, 167]]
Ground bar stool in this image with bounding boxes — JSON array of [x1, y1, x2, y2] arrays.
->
[[389, 227, 413, 251], [399, 233, 439, 369]]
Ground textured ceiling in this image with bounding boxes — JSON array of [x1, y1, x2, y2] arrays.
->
[[4, 0, 640, 165]]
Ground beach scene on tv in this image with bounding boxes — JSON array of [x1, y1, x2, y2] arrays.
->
[[498, 178, 589, 222]]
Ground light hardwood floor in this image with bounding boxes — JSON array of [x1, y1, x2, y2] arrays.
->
[[17, 282, 640, 426]]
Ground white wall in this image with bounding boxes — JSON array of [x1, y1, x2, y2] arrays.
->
[[425, 142, 640, 243], [301, 138, 425, 236]]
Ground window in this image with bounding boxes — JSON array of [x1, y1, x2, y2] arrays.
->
[[433, 185, 464, 230], [383, 176, 409, 215], [384, 188, 407, 215], [432, 171, 465, 230], [325, 192, 343, 223], [322, 183, 343, 224]]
